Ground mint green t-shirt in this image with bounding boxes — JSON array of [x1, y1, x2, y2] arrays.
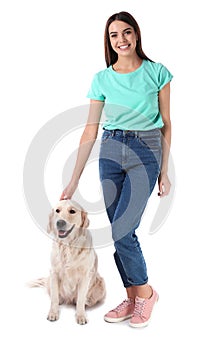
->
[[87, 60, 173, 131]]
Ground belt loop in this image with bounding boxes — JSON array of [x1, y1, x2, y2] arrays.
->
[[135, 131, 138, 138], [112, 130, 116, 137]]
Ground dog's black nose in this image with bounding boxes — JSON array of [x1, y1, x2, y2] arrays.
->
[[56, 220, 66, 229]]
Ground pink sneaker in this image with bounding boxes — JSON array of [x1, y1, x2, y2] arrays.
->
[[129, 288, 159, 328], [104, 298, 134, 323]]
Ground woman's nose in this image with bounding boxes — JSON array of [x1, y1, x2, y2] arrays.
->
[[118, 33, 127, 42]]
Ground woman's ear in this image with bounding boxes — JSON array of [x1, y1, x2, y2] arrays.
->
[[47, 209, 54, 234], [81, 211, 89, 228]]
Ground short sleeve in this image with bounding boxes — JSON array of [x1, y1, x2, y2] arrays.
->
[[158, 64, 173, 91], [87, 73, 105, 101]]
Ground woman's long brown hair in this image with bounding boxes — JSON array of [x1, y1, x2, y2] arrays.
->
[[104, 11, 153, 67]]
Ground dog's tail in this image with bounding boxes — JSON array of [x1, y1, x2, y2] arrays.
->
[[26, 277, 48, 288]]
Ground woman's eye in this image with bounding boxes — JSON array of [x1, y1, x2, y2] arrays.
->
[[110, 34, 117, 38], [125, 31, 131, 35], [69, 209, 76, 214]]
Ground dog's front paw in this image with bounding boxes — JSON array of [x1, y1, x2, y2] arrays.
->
[[76, 313, 88, 325], [47, 309, 59, 322]]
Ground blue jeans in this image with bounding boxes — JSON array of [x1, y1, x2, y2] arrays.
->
[[99, 129, 162, 287]]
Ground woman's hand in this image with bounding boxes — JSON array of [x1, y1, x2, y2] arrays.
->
[[158, 172, 171, 197], [60, 180, 78, 200]]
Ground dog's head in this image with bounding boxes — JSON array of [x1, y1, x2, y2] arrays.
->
[[47, 199, 89, 240]]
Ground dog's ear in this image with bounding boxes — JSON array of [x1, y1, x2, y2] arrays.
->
[[47, 209, 54, 234], [81, 211, 89, 228]]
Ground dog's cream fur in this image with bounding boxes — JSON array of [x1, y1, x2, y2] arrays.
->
[[30, 199, 106, 325]]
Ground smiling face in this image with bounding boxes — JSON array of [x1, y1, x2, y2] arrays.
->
[[47, 200, 89, 240], [109, 20, 138, 58]]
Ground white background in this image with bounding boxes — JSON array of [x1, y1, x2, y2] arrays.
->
[[1, 0, 199, 349]]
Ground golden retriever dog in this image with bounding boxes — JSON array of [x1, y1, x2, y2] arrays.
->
[[29, 199, 106, 325]]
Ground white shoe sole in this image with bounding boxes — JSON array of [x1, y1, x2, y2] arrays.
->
[[129, 318, 151, 328], [104, 314, 133, 323]]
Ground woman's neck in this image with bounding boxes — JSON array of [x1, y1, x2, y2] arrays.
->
[[113, 55, 143, 73]]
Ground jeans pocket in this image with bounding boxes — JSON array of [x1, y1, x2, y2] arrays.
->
[[101, 131, 111, 144], [138, 131, 162, 152]]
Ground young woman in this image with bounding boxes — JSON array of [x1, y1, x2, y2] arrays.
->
[[60, 11, 173, 328]]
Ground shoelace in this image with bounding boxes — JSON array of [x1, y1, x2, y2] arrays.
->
[[111, 298, 133, 313], [133, 299, 146, 316]]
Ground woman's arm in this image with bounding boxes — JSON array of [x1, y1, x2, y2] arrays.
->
[[158, 82, 172, 197], [60, 100, 104, 199]]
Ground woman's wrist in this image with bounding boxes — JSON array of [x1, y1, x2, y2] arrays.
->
[[160, 168, 168, 176]]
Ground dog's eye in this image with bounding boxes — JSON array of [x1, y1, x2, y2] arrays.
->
[[69, 209, 76, 214], [56, 209, 60, 213]]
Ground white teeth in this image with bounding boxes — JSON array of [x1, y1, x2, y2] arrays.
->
[[119, 45, 129, 49]]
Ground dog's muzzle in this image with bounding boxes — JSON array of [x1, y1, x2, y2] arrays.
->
[[56, 220, 75, 239]]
